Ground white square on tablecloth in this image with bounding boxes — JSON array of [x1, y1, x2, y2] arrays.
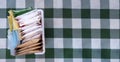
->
[[91, 39, 101, 49], [0, 39, 6, 49], [54, 18, 63, 28], [90, 0, 100, 9], [110, 19, 119, 29], [36, 58, 45, 62], [53, 0, 63, 8], [92, 59, 101, 62], [54, 38, 63, 48], [54, 58, 64, 62], [91, 19, 101, 29], [72, 0, 81, 9], [0, 0, 6, 8], [110, 59, 120, 62], [15, 59, 25, 62], [110, 39, 119, 49], [109, 0, 120, 9], [0, 59, 6, 62], [72, 38, 82, 48], [73, 58, 82, 62], [0, 18, 7, 28], [35, 0, 44, 8], [16, 0, 25, 8], [72, 18, 81, 28]]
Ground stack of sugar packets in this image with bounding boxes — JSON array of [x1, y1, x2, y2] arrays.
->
[[7, 7, 45, 56]]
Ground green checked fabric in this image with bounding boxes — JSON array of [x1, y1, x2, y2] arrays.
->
[[0, 0, 120, 62]]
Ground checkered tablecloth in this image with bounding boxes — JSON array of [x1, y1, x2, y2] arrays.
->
[[0, 0, 120, 62]]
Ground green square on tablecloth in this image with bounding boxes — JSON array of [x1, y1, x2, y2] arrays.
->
[[82, 29, 91, 38], [101, 49, 110, 58], [44, 8, 54, 18], [45, 28, 54, 38], [81, 9, 90, 18], [101, 29, 110, 38], [25, 54, 35, 58], [63, 9, 72, 18], [63, 29, 72, 38], [64, 48, 73, 58], [45, 48, 54, 58], [6, 49, 15, 59], [100, 9, 109, 18], [82, 49, 92, 58]]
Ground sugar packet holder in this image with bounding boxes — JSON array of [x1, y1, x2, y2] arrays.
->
[[7, 8, 45, 56]]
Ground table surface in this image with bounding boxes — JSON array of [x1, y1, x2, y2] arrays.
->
[[0, 0, 120, 62]]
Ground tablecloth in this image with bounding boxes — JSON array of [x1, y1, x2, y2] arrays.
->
[[0, 0, 120, 62]]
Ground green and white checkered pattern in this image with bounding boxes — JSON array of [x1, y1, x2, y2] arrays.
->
[[0, 0, 120, 62]]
